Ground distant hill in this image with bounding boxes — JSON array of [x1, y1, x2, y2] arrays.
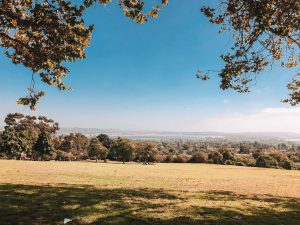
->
[[58, 128, 300, 142], [2, 125, 300, 142]]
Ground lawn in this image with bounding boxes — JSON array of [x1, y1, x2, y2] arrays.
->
[[0, 160, 299, 225]]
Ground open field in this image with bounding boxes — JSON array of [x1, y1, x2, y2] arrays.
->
[[0, 160, 300, 225]]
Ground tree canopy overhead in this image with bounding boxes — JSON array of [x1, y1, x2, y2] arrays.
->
[[200, 0, 299, 104], [0, 0, 299, 109], [0, 0, 168, 109]]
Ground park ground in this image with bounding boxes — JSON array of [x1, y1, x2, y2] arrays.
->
[[0, 160, 300, 225]]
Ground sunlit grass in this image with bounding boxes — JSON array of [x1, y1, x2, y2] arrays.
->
[[0, 160, 299, 224]]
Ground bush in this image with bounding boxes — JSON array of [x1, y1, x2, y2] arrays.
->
[[0, 152, 8, 159], [154, 153, 167, 163], [239, 145, 250, 154], [235, 156, 256, 167], [269, 151, 288, 163], [188, 151, 207, 163], [164, 154, 173, 163], [235, 162, 246, 166], [221, 149, 235, 162], [173, 154, 190, 163], [256, 155, 278, 168], [55, 150, 75, 161], [208, 151, 223, 164], [282, 160, 295, 170], [224, 160, 235, 165], [252, 150, 262, 159]]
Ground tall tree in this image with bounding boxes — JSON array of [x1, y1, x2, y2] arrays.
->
[[97, 134, 113, 149], [0, 113, 59, 158], [88, 138, 108, 162], [33, 131, 55, 160], [58, 133, 89, 159], [136, 141, 157, 163], [110, 137, 135, 163]]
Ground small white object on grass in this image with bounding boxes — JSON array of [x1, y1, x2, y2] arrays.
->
[[64, 218, 72, 224]]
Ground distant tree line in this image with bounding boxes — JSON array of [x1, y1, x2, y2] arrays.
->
[[0, 113, 300, 170]]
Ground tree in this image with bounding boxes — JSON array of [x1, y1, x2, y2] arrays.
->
[[136, 141, 157, 163], [88, 138, 108, 162], [0, 113, 59, 158], [2, 1, 298, 109], [200, 0, 299, 104], [208, 151, 223, 164], [0, 0, 168, 109], [256, 155, 279, 168], [239, 145, 250, 154], [58, 133, 89, 160], [220, 149, 235, 162], [110, 137, 135, 163], [188, 151, 207, 163], [33, 131, 55, 160], [97, 134, 113, 149]]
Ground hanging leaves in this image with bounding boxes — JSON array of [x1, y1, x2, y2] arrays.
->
[[200, 0, 300, 104], [0, 0, 168, 110]]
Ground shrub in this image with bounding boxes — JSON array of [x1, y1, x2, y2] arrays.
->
[[282, 160, 295, 170], [256, 155, 278, 168], [0, 152, 8, 159], [235, 162, 246, 166], [164, 154, 173, 163], [206, 159, 214, 164], [221, 149, 235, 162], [269, 151, 288, 163], [252, 150, 262, 159], [188, 151, 207, 163], [55, 150, 75, 161], [208, 151, 223, 164], [173, 154, 190, 163], [235, 156, 256, 167], [224, 160, 234, 165], [239, 145, 250, 154]]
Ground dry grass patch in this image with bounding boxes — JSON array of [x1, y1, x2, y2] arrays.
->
[[0, 160, 299, 225]]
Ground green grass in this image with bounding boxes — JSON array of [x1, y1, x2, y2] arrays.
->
[[0, 160, 300, 225]]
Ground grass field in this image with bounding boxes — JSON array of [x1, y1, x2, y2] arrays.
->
[[0, 160, 300, 225]]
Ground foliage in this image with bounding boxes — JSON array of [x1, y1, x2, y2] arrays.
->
[[220, 149, 235, 162], [252, 150, 262, 159], [281, 160, 295, 170], [0, 0, 168, 109], [224, 160, 235, 165], [55, 150, 75, 161], [0, 113, 58, 158], [88, 138, 108, 162], [172, 154, 190, 163], [33, 131, 55, 160], [200, 0, 300, 104], [188, 151, 208, 163], [110, 137, 135, 163], [208, 151, 223, 164], [256, 155, 279, 168], [135, 141, 157, 163], [235, 161, 246, 166], [58, 133, 89, 159], [97, 134, 113, 149], [239, 145, 250, 154]]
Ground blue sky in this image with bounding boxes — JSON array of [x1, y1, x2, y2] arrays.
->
[[0, 0, 299, 132]]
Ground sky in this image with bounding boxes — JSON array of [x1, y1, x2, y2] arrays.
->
[[0, 0, 299, 133]]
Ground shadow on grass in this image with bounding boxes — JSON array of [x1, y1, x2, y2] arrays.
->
[[0, 184, 299, 225]]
